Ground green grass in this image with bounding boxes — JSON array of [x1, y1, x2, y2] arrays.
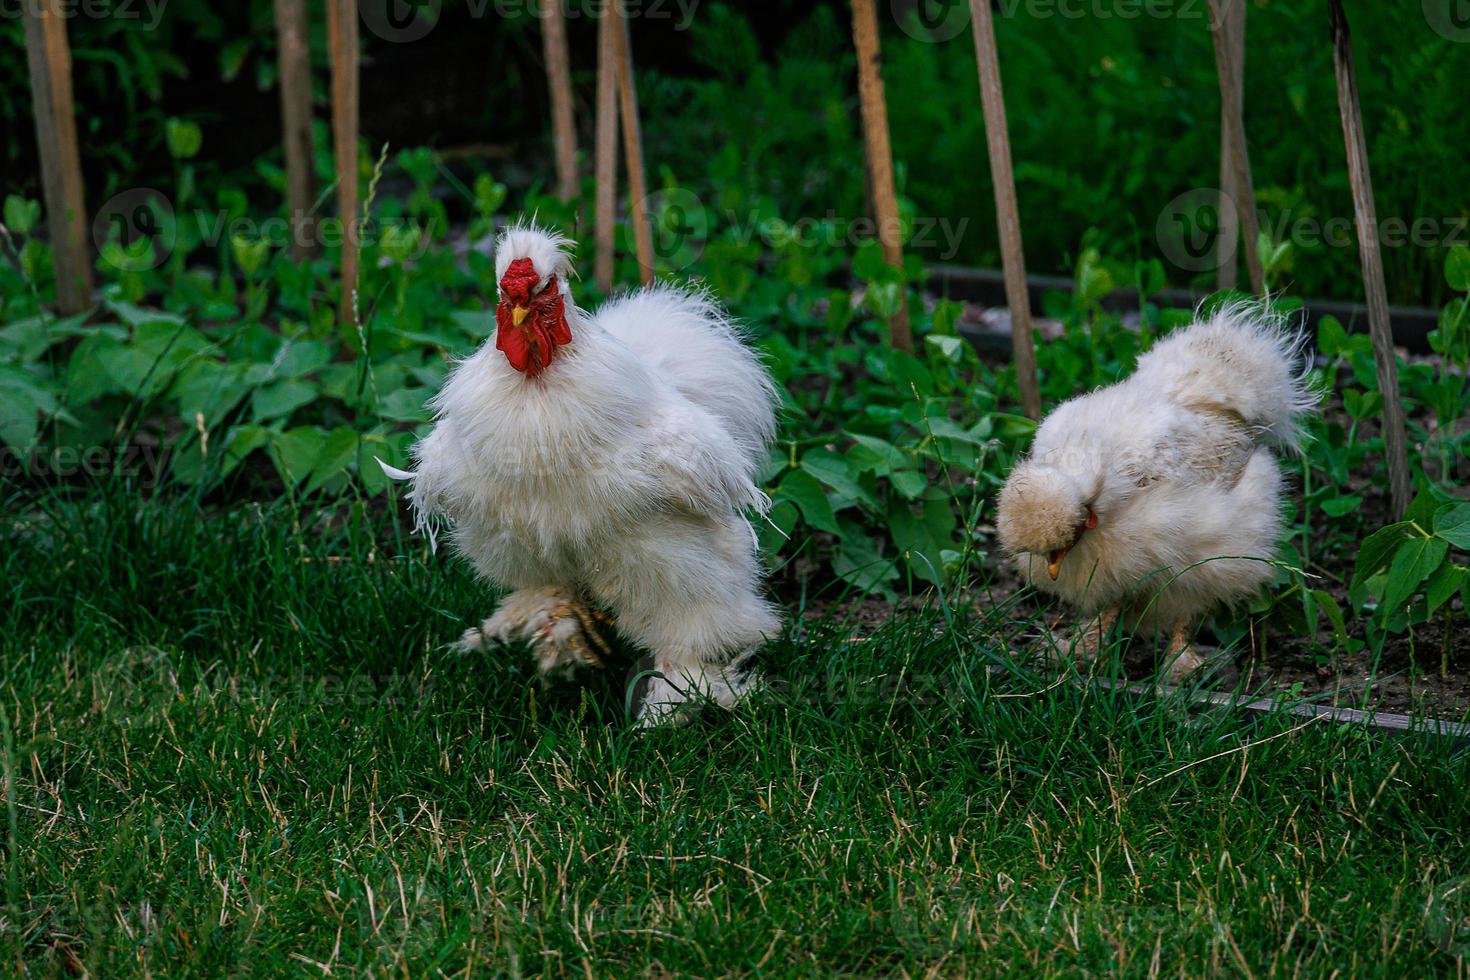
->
[[3, 484, 1468, 976]]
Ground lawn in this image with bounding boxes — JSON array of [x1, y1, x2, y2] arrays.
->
[[3, 488, 1467, 976]]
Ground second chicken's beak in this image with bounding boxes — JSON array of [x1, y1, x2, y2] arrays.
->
[[511, 305, 530, 327], [1046, 547, 1069, 580]]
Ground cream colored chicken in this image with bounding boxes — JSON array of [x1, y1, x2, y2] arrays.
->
[[996, 302, 1319, 680]]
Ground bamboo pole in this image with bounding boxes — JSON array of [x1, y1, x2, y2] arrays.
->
[[593, 4, 618, 293], [540, 0, 579, 202], [1213, 0, 1244, 291], [1328, 0, 1410, 519], [21, 0, 92, 314], [274, 0, 319, 260], [968, 0, 1040, 420], [849, 0, 913, 352], [1207, 0, 1262, 295], [612, 5, 654, 285], [327, 0, 360, 328]]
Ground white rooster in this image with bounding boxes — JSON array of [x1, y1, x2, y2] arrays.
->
[[996, 302, 1319, 680], [394, 224, 781, 724]]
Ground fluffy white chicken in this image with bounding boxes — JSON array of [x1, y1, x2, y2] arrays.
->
[[395, 224, 781, 724], [996, 302, 1319, 680]]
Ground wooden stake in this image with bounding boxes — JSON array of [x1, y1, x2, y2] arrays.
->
[[968, 0, 1040, 420], [850, 0, 913, 352], [1328, 0, 1411, 519], [541, 0, 579, 202], [1213, 0, 1244, 291], [21, 0, 92, 314], [612, 5, 654, 285], [327, 0, 360, 329], [1208, 0, 1262, 295], [274, 0, 318, 260], [593, 4, 619, 293]]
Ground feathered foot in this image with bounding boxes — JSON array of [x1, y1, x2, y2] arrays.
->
[[630, 657, 758, 729], [456, 586, 615, 678], [1160, 623, 1205, 684]]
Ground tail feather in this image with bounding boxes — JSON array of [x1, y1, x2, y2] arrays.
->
[[1134, 299, 1320, 451]]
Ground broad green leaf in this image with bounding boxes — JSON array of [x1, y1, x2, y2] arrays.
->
[[1351, 521, 1413, 594], [270, 427, 325, 486], [848, 433, 907, 476], [889, 469, 927, 500], [306, 427, 359, 494], [1312, 589, 1349, 652], [1433, 503, 1470, 549], [1425, 563, 1466, 617], [887, 497, 945, 586], [0, 382, 40, 450], [220, 424, 272, 477], [1319, 495, 1362, 518], [450, 309, 497, 339], [864, 282, 903, 319], [1446, 246, 1470, 293], [1378, 537, 1449, 620], [801, 449, 876, 509], [832, 529, 898, 596], [755, 499, 799, 556], [4, 194, 39, 236], [165, 117, 203, 159], [252, 379, 319, 422], [773, 468, 839, 535], [1406, 486, 1446, 528], [925, 334, 964, 364], [377, 387, 430, 423], [1316, 315, 1349, 357]]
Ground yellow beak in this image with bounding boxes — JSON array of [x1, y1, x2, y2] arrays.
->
[[511, 305, 530, 327], [1046, 547, 1069, 581]]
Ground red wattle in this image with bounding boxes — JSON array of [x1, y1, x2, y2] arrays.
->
[[494, 280, 570, 377]]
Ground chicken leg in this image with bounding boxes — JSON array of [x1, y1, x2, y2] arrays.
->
[[456, 586, 614, 679], [1160, 622, 1205, 683]]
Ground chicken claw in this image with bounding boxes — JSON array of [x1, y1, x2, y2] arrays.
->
[[455, 586, 616, 679]]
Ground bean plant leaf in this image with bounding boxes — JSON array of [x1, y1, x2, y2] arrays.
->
[[271, 427, 325, 486], [1378, 537, 1449, 620], [801, 449, 877, 510], [1425, 563, 1466, 617], [1446, 246, 1470, 293], [306, 427, 360, 494], [1433, 503, 1470, 549], [1351, 521, 1413, 594], [774, 468, 839, 535]]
